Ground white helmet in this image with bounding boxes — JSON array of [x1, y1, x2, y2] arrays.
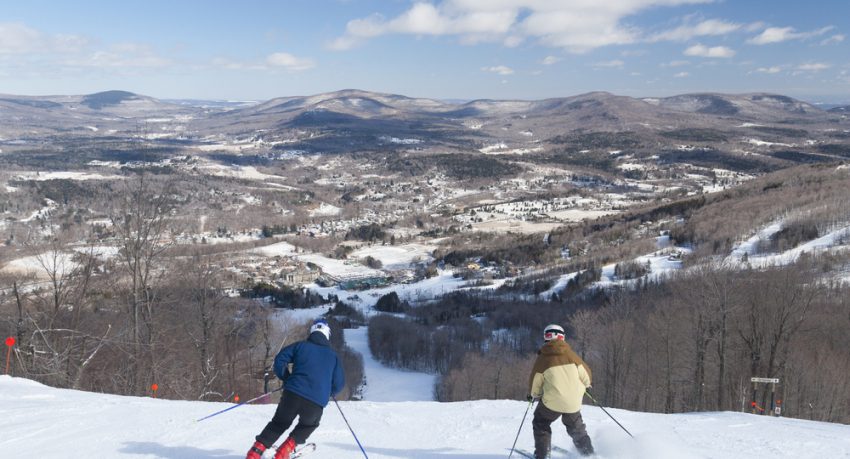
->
[[543, 324, 565, 341], [310, 319, 331, 340]]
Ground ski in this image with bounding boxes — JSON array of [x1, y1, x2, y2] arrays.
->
[[511, 446, 577, 459], [553, 445, 599, 458], [511, 448, 537, 459], [292, 442, 316, 458], [265, 442, 316, 458]]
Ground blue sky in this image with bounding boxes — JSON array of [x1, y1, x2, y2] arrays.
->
[[1, 0, 848, 102]]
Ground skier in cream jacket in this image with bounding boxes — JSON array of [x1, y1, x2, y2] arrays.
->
[[528, 324, 594, 458]]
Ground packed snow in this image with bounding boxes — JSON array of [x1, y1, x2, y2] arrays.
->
[[349, 244, 435, 270], [253, 241, 298, 257], [12, 171, 123, 182], [2, 375, 848, 458], [727, 220, 850, 268], [0, 252, 79, 278], [310, 269, 467, 309], [746, 138, 793, 148], [310, 203, 342, 217], [297, 254, 384, 280]]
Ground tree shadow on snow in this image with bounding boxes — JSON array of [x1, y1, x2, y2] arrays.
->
[[325, 441, 507, 458], [120, 441, 241, 459]]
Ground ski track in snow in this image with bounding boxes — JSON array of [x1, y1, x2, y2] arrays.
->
[[2, 376, 849, 458]]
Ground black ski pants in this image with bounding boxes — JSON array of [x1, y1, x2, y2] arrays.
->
[[532, 402, 594, 458], [256, 390, 324, 448]]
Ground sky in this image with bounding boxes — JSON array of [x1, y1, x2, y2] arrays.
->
[[1, 0, 849, 102]]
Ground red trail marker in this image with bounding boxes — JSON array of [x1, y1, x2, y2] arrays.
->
[[4, 336, 15, 375]]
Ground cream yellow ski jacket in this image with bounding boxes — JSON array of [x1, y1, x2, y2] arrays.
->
[[528, 339, 592, 414]]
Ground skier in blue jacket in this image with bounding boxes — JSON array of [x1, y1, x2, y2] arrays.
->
[[246, 319, 346, 459]]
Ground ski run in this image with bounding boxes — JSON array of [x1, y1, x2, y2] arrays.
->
[[2, 375, 850, 458]]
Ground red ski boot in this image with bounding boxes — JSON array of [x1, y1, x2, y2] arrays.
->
[[273, 437, 296, 459], [246, 440, 267, 459]]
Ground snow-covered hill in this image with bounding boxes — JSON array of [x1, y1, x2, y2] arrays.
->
[[2, 376, 848, 458]]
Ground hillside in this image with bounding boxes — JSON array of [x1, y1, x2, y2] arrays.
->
[[2, 376, 849, 458], [4, 88, 846, 159], [190, 89, 846, 154], [0, 90, 197, 138]]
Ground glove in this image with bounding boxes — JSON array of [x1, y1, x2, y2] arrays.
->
[[526, 394, 535, 402]]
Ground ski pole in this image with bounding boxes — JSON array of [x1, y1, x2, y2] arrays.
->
[[333, 395, 369, 459], [196, 387, 284, 422], [508, 398, 535, 458], [584, 390, 634, 438]]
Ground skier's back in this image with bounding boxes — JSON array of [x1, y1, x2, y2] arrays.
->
[[528, 324, 594, 458], [246, 319, 345, 459]]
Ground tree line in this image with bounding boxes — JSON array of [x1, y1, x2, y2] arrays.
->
[[366, 258, 849, 424]]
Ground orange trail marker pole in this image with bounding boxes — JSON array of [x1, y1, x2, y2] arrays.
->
[[4, 337, 15, 375]]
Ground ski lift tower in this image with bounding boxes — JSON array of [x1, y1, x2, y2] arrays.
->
[[750, 377, 781, 416]]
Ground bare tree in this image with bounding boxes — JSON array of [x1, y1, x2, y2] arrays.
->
[[178, 253, 229, 399], [739, 266, 817, 391], [689, 262, 743, 410], [12, 230, 110, 389], [110, 174, 176, 393]]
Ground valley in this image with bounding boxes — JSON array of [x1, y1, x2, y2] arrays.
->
[[2, 89, 849, 426]]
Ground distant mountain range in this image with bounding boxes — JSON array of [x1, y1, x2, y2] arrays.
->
[[1, 89, 847, 154]]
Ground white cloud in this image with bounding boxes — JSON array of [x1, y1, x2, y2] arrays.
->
[[329, 3, 517, 50], [503, 35, 524, 47], [266, 52, 315, 71], [211, 53, 316, 72], [212, 57, 242, 70], [592, 59, 624, 68], [330, 0, 714, 53], [755, 66, 782, 74], [684, 43, 735, 58], [748, 27, 794, 45], [821, 34, 845, 45], [0, 22, 88, 54], [0, 22, 48, 53], [744, 21, 766, 33], [649, 19, 741, 42], [52, 34, 90, 54], [674, 71, 690, 78], [481, 65, 514, 75], [662, 60, 690, 67], [64, 43, 170, 68], [748, 25, 834, 45], [541, 55, 560, 65], [0, 22, 171, 76], [796, 62, 830, 72]]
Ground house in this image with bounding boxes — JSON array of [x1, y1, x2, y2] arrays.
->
[[278, 261, 320, 287]]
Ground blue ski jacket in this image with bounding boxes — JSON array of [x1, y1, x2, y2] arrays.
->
[[273, 331, 345, 407]]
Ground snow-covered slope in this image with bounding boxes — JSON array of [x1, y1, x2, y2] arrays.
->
[[2, 376, 849, 458], [345, 327, 436, 402]]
